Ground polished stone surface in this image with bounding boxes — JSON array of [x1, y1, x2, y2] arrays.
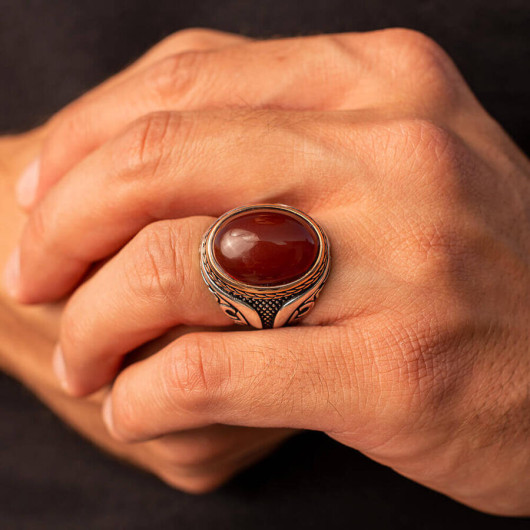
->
[[213, 210, 319, 286]]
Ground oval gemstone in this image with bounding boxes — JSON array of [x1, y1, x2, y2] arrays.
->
[[213, 209, 319, 286]]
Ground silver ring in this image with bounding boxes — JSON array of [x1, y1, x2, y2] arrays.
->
[[200, 204, 331, 329]]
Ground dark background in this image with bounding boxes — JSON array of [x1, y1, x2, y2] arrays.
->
[[0, 1, 528, 528]]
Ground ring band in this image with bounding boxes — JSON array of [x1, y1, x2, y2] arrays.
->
[[200, 204, 330, 329]]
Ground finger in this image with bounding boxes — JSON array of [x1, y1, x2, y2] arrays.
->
[[55, 217, 231, 396], [26, 32, 370, 208], [75, 29, 249, 103], [56, 209, 346, 396], [17, 28, 249, 208], [150, 426, 293, 493], [14, 109, 363, 303], [109, 28, 249, 88], [102, 326, 368, 442], [147, 424, 293, 477]]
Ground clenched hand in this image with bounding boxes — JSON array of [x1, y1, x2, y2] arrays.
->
[[5, 29, 530, 514]]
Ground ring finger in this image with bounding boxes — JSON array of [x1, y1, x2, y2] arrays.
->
[[54, 214, 345, 396], [54, 217, 223, 396]]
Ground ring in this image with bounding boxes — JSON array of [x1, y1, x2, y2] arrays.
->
[[200, 204, 331, 329]]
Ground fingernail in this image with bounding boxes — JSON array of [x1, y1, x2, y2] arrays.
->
[[52, 345, 71, 392], [102, 395, 116, 434], [3, 247, 20, 299], [16, 157, 40, 208]]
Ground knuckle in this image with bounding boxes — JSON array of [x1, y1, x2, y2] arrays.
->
[[127, 221, 189, 301], [44, 103, 92, 163], [393, 318, 447, 383], [378, 118, 460, 178], [375, 310, 469, 418], [384, 28, 441, 50], [381, 28, 448, 67], [121, 111, 177, 173], [378, 28, 460, 102], [402, 219, 477, 281], [163, 334, 224, 413], [165, 27, 224, 49], [393, 119, 473, 201], [144, 50, 205, 105], [120, 111, 196, 179], [369, 118, 478, 272], [400, 118, 454, 160]]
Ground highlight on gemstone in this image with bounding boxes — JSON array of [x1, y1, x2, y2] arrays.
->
[[212, 208, 319, 287]]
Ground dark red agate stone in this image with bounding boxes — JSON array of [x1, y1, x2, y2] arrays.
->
[[213, 210, 319, 286]]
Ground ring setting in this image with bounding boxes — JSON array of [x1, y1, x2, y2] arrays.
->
[[200, 204, 330, 329]]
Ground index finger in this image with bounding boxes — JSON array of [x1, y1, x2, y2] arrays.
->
[[9, 109, 358, 303], [17, 28, 249, 209]]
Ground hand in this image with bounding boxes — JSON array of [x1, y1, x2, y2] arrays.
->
[[0, 32, 294, 493], [6, 29, 530, 514]]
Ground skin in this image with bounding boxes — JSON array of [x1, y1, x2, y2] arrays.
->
[[0, 32, 294, 494], [3, 29, 530, 514]]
